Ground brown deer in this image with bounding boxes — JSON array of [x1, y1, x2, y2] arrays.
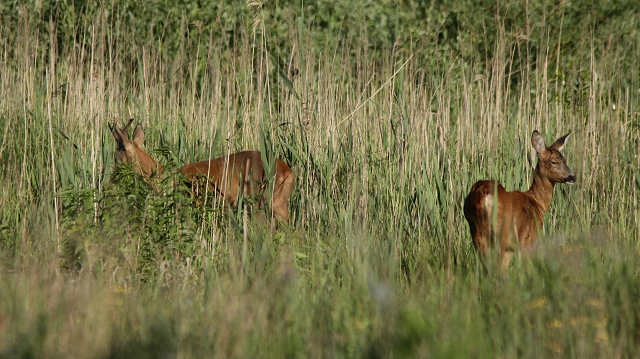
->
[[463, 130, 576, 271], [109, 119, 295, 222]]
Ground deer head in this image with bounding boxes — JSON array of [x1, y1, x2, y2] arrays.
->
[[108, 119, 163, 177]]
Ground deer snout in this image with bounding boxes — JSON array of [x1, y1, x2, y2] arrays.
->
[[564, 174, 577, 184]]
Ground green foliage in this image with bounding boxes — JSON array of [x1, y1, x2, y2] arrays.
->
[[3, 0, 637, 86]]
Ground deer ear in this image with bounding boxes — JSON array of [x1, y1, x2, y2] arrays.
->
[[132, 125, 145, 147], [109, 122, 129, 150], [531, 131, 546, 154], [109, 122, 121, 141], [549, 131, 571, 151]]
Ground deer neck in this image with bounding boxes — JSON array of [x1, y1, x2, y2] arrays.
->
[[526, 166, 555, 217]]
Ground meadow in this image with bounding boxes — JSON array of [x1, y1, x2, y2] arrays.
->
[[0, 0, 639, 357]]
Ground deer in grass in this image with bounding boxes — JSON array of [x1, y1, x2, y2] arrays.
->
[[108, 118, 295, 222], [463, 130, 576, 271]]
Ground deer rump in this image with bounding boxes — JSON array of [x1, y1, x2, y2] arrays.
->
[[463, 180, 543, 254]]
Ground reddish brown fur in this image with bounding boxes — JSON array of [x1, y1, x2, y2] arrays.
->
[[463, 131, 576, 270], [109, 119, 294, 223], [181, 152, 294, 221]]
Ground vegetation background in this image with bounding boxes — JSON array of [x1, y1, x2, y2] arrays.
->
[[0, 0, 638, 357]]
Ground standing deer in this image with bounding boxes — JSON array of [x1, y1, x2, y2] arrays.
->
[[463, 130, 576, 271], [109, 119, 295, 222]]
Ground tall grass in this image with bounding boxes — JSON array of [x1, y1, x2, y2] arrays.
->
[[0, 1, 638, 358]]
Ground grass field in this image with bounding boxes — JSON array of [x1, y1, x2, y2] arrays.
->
[[0, 1, 639, 358]]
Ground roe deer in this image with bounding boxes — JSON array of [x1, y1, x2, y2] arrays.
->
[[109, 119, 295, 222], [463, 130, 576, 271]]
